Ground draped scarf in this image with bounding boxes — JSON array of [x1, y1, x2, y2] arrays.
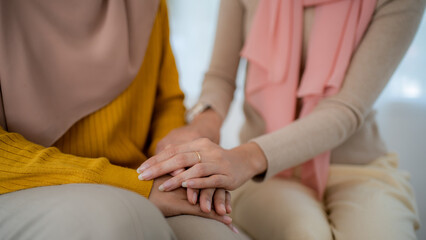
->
[[241, 0, 377, 198]]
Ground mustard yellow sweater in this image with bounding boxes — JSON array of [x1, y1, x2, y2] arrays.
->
[[0, 0, 185, 198]]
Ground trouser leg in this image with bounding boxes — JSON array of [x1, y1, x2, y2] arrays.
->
[[326, 154, 420, 240], [0, 184, 176, 240]]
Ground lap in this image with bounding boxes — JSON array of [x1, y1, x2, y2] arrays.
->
[[231, 179, 332, 240], [167, 215, 245, 240], [326, 154, 420, 240], [231, 154, 419, 240], [0, 184, 175, 240]]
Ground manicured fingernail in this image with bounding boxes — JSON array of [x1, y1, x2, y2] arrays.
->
[[137, 164, 148, 173], [192, 192, 197, 204], [206, 200, 211, 212], [181, 182, 187, 188], [223, 215, 232, 223], [138, 170, 151, 180], [158, 184, 165, 192], [231, 225, 239, 234]]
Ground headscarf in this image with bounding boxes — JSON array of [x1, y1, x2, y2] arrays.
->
[[0, 0, 159, 146]]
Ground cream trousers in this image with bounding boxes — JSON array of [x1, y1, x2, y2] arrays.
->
[[0, 184, 243, 240], [232, 154, 420, 240]]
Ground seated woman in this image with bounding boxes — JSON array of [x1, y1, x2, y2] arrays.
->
[[0, 1, 241, 239], [138, 0, 424, 239]]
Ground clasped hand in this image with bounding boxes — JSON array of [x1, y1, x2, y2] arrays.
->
[[139, 138, 261, 191]]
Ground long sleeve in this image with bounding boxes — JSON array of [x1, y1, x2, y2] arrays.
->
[[252, 0, 426, 179], [0, 0, 180, 197], [146, 2, 186, 156], [197, 0, 245, 119], [0, 127, 153, 197]]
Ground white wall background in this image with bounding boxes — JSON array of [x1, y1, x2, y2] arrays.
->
[[167, 1, 426, 238]]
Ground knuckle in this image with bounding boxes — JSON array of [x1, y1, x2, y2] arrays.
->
[[196, 164, 207, 175], [166, 146, 177, 157], [173, 155, 186, 166], [152, 165, 163, 174], [200, 190, 213, 201], [215, 176, 225, 186], [199, 137, 210, 145]]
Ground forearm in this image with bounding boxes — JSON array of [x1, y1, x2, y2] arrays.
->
[[197, 0, 244, 120], [0, 128, 153, 197], [252, 0, 425, 180]]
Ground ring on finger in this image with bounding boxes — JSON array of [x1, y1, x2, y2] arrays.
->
[[194, 151, 202, 163]]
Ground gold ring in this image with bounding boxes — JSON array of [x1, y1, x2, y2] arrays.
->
[[194, 151, 202, 163]]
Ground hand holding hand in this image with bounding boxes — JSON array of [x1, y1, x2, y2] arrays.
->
[[148, 175, 231, 222], [138, 138, 268, 192]]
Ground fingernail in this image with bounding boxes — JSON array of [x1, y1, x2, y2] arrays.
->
[[161, 181, 173, 191], [221, 204, 226, 214], [137, 164, 148, 173], [223, 215, 232, 223], [206, 200, 211, 212], [227, 205, 232, 213], [181, 182, 187, 188], [231, 225, 239, 234], [192, 192, 197, 204], [158, 184, 165, 192], [138, 170, 151, 180]]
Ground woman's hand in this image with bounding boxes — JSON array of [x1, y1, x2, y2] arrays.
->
[[155, 109, 223, 154], [138, 138, 268, 192], [149, 175, 238, 233], [149, 175, 230, 220]]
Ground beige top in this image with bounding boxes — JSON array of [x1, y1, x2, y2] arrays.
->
[[198, 0, 425, 179]]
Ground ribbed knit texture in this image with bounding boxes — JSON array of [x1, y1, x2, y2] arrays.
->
[[0, 0, 185, 198]]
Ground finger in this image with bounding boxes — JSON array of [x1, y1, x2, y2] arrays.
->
[[229, 224, 240, 234], [160, 163, 219, 192], [213, 189, 227, 216], [138, 152, 202, 181], [170, 168, 185, 177], [183, 175, 230, 190], [179, 200, 232, 225], [199, 188, 215, 213], [225, 191, 232, 214], [186, 188, 199, 205], [137, 138, 210, 173]]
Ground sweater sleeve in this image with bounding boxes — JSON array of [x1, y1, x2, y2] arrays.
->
[[0, 127, 153, 197], [146, 1, 186, 157], [252, 0, 426, 180], [197, 0, 245, 119]]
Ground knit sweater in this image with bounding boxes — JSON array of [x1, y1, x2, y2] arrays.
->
[[0, 0, 185, 197]]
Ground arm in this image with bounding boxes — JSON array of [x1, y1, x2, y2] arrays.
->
[[253, 0, 426, 179], [0, 127, 153, 197], [137, 0, 425, 191], [155, 0, 245, 150], [197, 0, 244, 120]]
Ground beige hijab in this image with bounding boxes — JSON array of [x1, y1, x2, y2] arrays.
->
[[0, 0, 159, 146]]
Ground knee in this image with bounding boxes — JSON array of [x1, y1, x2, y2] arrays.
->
[[42, 184, 174, 240], [328, 183, 419, 240]]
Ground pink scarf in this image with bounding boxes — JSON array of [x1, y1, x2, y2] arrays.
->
[[241, 0, 377, 198]]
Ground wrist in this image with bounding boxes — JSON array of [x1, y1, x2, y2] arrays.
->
[[232, 142, 268, 179], [190, 109, 222, 143]]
